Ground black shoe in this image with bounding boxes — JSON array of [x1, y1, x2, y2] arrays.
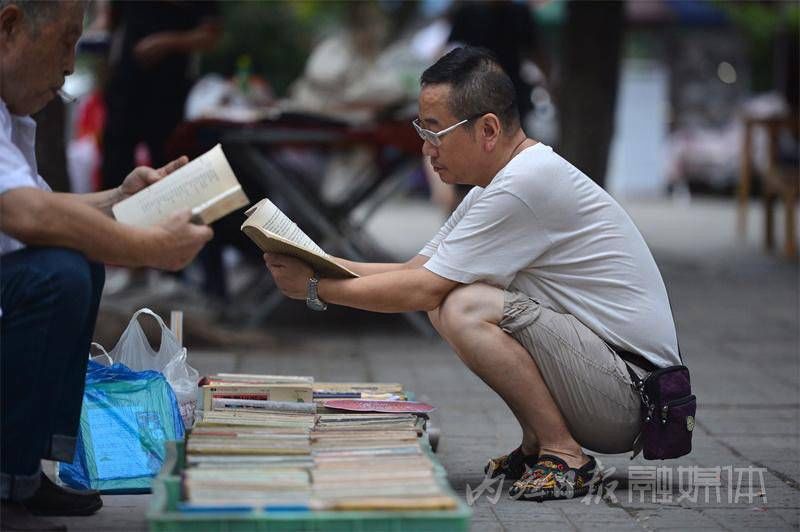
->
[[21, 474, 102, 517], [0, 500, 66, 531], [484, 446, 540, 481]]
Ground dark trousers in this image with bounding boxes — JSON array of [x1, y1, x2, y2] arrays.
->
[[1, 247, 104, 500], [101, 78, 189, 189]]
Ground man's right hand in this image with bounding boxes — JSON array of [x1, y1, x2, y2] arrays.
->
[[145, 210, 213, 271]]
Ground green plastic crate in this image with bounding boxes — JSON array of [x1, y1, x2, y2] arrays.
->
[[147, 440, 471, 532]]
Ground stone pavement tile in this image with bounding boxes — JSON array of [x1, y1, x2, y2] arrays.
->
[[575, 525, 643, 532], [632, 507, 720, 529], [489, 498, 564, 521], [505, 521, 577, 532], [649, 528, 722, 532], [689, 359, 798, 406], [48, 493, 150, 531], [469, 522, 505, 532], [720, 434, 800, 481], [771, 508, 800, 527], [701, 507, 797, 530], [186, 350, 238, 375], [697, 407, 799, 436], [236, 336, 369, 381], [559, 502, 637, 522], [51, 498, 149, 532]]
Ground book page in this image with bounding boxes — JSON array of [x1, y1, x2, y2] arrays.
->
[[112, 144, 247, 227], [249, 199, 326, 256], [241, 197, 358, 278]]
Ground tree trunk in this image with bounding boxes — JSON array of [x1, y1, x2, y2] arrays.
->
[[558, 0, 625, 188]]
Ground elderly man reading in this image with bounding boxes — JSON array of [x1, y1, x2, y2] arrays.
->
[[265, 46, 681, 502], [0, 1, 212, 529]]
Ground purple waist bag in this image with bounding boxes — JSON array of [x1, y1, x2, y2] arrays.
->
[[633, 365, 696, 460]]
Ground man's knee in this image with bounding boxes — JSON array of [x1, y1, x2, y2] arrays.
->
[[24, 248, 95, 313], [437, 283, 504, 335]]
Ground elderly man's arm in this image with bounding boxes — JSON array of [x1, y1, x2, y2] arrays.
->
[[58, 156, 191, 216], [0, 187, 212, 271]]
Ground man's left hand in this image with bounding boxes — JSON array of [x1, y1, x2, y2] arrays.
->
[[118, 156, 190, 201], [263, 253, 314, 300]]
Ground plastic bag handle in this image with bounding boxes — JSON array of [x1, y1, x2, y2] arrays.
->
[[130, 308, 176, 354], [130, 307, 169, 331], [89, 342, 114, 365]]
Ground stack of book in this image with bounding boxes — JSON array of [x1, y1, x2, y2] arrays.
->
[[181, 374, 457, 512], [313, 382, 407, 402], [311, 426, 455, 511], [183, 374, 317, 509]]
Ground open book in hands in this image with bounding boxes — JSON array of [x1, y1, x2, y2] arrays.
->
[[112, 144, 250, 227], [241, 198, 358, 279]]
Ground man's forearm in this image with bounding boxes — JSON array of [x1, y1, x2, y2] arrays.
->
[[57, 188, 123, 217], [331, 254, 429, 277], [1, 188, 149, 266], [318, 268, 455, 313]]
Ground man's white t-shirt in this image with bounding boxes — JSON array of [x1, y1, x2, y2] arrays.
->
[[420, 142, 680, 368], [0, 98, 51, 256]]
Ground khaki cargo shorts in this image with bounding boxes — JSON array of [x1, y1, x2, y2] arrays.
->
[[499, 290, 645, 454]]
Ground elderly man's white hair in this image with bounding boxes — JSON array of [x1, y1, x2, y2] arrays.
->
[[0, 0, 84, 33]]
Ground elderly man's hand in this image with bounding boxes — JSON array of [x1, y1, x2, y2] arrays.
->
[[263, 253, 314, 300], [146, 210, 213, 271], [118, 156, 189, 201]]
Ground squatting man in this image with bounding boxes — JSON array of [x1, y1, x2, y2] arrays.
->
[[265, 47, 681, 501]]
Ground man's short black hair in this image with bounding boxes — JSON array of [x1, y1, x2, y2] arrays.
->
[[420, 46, 520, 134]]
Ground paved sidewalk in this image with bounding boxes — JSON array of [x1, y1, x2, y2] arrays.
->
[[50, 198, 799, 531]]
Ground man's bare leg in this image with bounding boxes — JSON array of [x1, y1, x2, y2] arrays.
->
[[429, 283, 588, 468], [429, 307, 539, 457]]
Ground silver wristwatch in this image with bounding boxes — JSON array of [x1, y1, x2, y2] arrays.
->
[[306, 276, 327, 311]]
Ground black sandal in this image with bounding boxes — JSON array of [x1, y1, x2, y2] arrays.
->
[[484, 446, 539, 480], [508, 454, 599, 502]]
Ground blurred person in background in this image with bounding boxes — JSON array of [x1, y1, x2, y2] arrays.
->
[[101, 0, 221, 189], [426, 0, 549, 213], [265, 47, 681, 502], [0, 2, 212, 528]]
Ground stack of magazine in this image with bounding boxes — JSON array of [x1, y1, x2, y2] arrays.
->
[[180, 373, 457, 512]]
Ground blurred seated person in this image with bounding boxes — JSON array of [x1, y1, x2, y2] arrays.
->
[[288, 2, 409, 123], [0, 2, 212, 528], [286, 2, 425, 203]]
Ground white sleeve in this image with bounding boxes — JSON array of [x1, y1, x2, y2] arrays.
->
[[418, 187, 480, 257], [0, 118, 38, 196], [423, 190, 552, 287]]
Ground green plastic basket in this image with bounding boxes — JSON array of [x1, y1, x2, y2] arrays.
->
[[147, 440, 471, 532]]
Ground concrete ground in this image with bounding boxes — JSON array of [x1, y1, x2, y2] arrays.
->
[[47, 197, 798, 531]]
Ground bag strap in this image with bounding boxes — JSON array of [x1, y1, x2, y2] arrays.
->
[[663, 284, 683, 364], [130, 308, 179, 355], [131, 308, 169, 332], [89, 342, 114, 365]]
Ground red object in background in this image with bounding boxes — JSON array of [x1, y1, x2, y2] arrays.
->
[[322, 399, 435, 414], [75, 91, 106, 140], [74, 91, 107, 191]]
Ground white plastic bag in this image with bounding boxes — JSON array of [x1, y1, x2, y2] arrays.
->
[[108, 308, 199, 428]]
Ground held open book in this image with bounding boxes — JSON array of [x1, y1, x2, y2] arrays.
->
[[240, 198, 358, 279], [112, 144, 250, 227]]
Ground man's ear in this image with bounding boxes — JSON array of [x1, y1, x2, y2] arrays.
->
[[481, 114, 502, 151], [0, 5, 22, 44]]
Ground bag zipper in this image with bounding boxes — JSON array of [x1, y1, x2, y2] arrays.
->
[[660, 394, 696, 424]]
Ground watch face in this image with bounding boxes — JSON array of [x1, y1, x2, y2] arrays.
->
[[306, 298, 327, 311]]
